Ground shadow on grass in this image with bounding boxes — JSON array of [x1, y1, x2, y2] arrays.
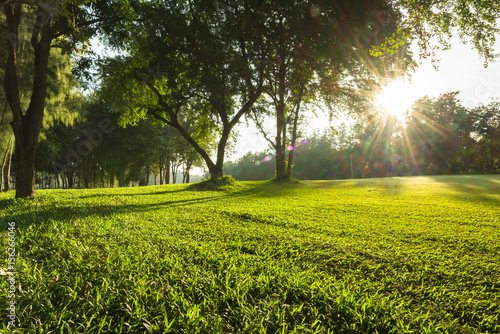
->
[[0, 198, 14, 211], [77, 186, 190, 199], [0, 184, 271, 232], [428, 174, 500, 206], [0, 197, 221, 232]]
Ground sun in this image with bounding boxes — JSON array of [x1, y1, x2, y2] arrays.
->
[[376, 79, 420, 119]]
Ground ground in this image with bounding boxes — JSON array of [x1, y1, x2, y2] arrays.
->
[[1, 175, 499, 333]]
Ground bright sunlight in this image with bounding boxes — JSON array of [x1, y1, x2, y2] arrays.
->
[[376, 78, 423, 119]]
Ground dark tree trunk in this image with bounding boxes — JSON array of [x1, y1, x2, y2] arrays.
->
[[0, 138, 12, 191], [275, 53, 287, 181], [183, 160, 192, 184], [4, 4, 53, 198], [159, 153, 163, 185], [92, 156, 96, 188], [77, 167, 81, 188], [145, 164, 150, 186], [66, 170, 74, 188], [83, 159, 89, 188], [14, 141, 37, 197], [286, 83, 304, 178]]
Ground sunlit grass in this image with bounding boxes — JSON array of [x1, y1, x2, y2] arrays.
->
[[1, 175, 499, 333]]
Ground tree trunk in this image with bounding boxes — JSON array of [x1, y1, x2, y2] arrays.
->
[[1, 138, 12, 191], [275, 52, 287, 181], [77, 166, 81, 188], [159, 153, 163, 185], [184, 160, 192, 184], [14, 141, 37, 197], [145, 164, 150, 186], [171, 161, 177, 184], [66, 170, 74, 188], [92, 156, 96, 188], [182, 163, 186, 183], [82, 159, 88, 188], [0, 147, 5, 192], [286, 83, 304, 178], [165, 156, 171, 184]]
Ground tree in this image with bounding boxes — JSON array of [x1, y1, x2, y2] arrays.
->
[[99, 0, 267, 184], [250, 0, 412, 180], [403, 92, 470, 174], [470, 102, 500, 172], [0, 0, 108, 197]]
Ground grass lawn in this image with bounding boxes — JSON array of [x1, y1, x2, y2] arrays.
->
[[1, 175, 499, 333]]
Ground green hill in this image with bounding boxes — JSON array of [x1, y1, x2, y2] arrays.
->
[[1, 175, 499, 333]]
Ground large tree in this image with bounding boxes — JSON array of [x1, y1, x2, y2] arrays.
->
[[99, 0, 267, 183], [0, 0, 128, 197], [249, 0, 412, 180]]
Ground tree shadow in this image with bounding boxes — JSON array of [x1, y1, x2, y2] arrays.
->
[[428, 175, 500, 206], [303, 178, 406, 197], [77, 187, 189, 199], [0, 185, 267, 233]]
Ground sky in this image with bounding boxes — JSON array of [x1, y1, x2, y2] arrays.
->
[[229, 35, 500, 163]]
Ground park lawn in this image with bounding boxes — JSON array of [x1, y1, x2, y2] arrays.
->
[[0, 175, 499, 333]]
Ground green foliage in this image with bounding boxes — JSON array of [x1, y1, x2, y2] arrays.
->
[[0, 176, 499, 333], [98, 0, 267, 179], [0, 7, 83, 134], [374, 0, 500, 65]]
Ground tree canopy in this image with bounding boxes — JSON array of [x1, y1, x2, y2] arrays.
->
[[372, 0, 500, 66]]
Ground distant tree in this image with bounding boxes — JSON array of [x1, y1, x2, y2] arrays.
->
[[470, 102, 500, 172], [290, 134, 337, 180], [403, 92, 470, 174]]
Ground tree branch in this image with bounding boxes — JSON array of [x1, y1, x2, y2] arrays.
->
[[249, 109, 276, 149]]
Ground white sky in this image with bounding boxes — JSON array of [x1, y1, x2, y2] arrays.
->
[[229, 35, 500, 162]]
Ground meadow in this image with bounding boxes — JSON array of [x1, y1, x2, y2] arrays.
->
[[0, 175, 499, 333]]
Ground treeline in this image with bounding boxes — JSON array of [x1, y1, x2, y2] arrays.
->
[[223, 93, 500, 181], [18, 100, 205, 190], [4, 91, 498, 191]]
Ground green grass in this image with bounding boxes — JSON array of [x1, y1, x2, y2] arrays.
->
[[1, 175, 499, 333]]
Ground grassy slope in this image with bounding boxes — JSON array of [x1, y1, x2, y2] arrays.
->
[[0, 175, 499, 333]]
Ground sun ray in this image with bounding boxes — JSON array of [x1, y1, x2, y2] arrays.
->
[[376, 79, 420, 120]]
